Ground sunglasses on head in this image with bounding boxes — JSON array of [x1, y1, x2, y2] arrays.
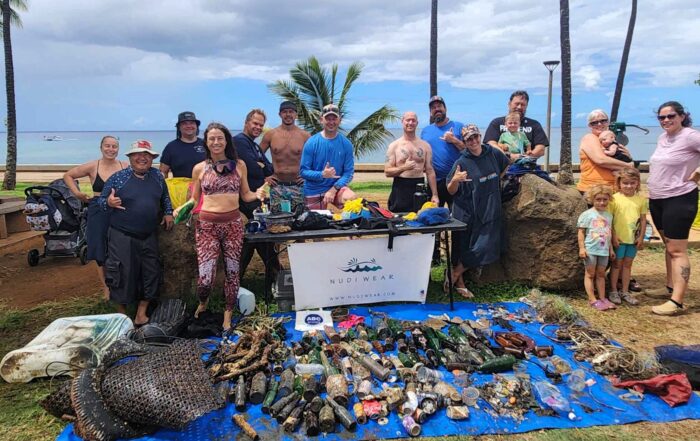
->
[[214, 159, 236, 175], [657, 113, 678, 121], [589, 119, 608, 126]]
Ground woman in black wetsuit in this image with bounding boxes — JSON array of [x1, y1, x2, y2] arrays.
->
[[446, 125, 510, 298], [64, 136, 127, 299]]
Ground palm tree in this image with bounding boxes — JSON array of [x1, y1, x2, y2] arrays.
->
[[1, 0, 27, 191], [610, 0, 637, 122], [269, 56, 399, 158], [429, 0, 438, 98], [557, 0, 574, 185]]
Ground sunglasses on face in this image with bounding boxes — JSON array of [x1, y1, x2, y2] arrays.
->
[[589, 119, 608, 126], [214, 159, 236, 175], [657, 113, 678, 121]]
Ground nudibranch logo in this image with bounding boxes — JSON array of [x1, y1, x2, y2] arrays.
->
[[339, 258, 383, 273]]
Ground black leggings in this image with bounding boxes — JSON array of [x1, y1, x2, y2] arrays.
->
[[649, 188, 698, 240]]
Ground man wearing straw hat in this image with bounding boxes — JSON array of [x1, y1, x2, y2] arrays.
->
[[99, 140, 174, 326]]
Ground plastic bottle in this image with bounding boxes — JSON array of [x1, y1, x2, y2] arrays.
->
[[533, 380, 572, 415], [567, 369, 586, 393], [461, 386, 480, 407], [416, 366, 445, 383], [294, 363, 326, 376], [238, 287, 256, 316], [644, 223, 653, 241], [550, 355, 571, 374]]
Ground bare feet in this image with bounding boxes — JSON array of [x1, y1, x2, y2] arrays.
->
[[195, 301, 208, 319], [223, 310, 233, 332], [134, 300, 150, 326], [97, 266, 110, 301]]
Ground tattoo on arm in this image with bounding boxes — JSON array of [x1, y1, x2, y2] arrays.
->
[[681, 266, 690, 283]]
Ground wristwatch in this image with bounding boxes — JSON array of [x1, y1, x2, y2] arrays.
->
[[333, 184, 342, 191]]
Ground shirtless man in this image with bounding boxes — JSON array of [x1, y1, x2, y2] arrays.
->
[[260, 101, 311, 213], [385, 111, 439, 212]]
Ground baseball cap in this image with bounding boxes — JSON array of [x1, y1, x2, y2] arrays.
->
[[176, 111, 201, 126], [322, 104, 340, 118], [429, 95, 445, 106], [126, 139, 159, 158], [279, 101, 297, 112], [461, 124, 480, 140]]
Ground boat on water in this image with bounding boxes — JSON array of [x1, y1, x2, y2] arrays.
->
[[43, 135, 63, 141]]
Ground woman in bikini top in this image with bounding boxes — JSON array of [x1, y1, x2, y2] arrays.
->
[[173, 122, 262, 331], [63, 135, 128, 300]]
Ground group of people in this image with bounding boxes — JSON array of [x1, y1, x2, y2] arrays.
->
[[576, 102, 700, 316], [62, 91, 699, 328]]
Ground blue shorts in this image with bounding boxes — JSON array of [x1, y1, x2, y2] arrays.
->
[[615, 243, 637, 259]]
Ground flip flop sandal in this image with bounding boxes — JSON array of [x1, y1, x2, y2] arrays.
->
[[455, 287, 474, 299]]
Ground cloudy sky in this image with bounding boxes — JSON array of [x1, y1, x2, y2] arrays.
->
[[4, 0, 700, 131]]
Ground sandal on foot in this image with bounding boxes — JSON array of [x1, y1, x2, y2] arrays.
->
[[601, 299, 617, 310], [455, 287, 474, 299], [645, 286, 673, 299], [629, 279, 642, 292], [608, 291, 622, 305], [590, 300, 608, 311], [652, 300, 683, 316], [620, 292, 639, 305], [133, 319, 149, 328]]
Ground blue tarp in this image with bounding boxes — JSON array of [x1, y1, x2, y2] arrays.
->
[[57, 302, 700, 441]]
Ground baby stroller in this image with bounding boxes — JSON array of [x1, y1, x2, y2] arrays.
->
[[24, 179, 88, 266]]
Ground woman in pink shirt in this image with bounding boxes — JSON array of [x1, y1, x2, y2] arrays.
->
[[647, 101, 700, 315]]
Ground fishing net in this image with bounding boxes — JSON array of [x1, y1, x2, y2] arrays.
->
[[70, 368, 147, 441], [39, 379, 75, 420], [99, 339, 224, 429]]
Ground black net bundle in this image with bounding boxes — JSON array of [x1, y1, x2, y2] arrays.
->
[[99, 339, 224, 429]]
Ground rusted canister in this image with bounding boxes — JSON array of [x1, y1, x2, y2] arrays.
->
[[302, 375, 318, 401], [402, 415, 421, 437], [397, 338, 408, 353], [353, 402, 367, 424], [356, 379, 373, 400], [363, 400, 382, 419], [372, 340, 385, 353], [325, 374, 349, 407], [535, 345, 553, 358], [334, 343, 348, 357], [412, 407, 428, 424], [249, 371, 267, 404], [278, 368, 295, 398], [383, 385, 404, 410]]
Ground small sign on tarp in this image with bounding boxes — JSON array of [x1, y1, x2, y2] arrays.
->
[[295, 309, 333, 331]]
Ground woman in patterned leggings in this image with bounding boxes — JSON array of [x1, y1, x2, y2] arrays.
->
[[174, 122, 262, 330]]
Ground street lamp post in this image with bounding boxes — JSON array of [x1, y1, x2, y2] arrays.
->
[[543, 60, 560, 173]]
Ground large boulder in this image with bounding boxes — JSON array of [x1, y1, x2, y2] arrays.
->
[[478, 174, 587, 290], [158, 223, 197, 299]]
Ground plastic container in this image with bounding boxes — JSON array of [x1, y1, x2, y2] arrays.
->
[[416, 366, 445, 383], [294, 363, 325, 376], [533, 380, 572, 415], [237, 287, 256, 316], [461, 386, 480, 406], [550, 355, 572, 374], [567, 369, 587, 393]]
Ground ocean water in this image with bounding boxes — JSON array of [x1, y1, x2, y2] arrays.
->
[[0, 126, 662, 165]]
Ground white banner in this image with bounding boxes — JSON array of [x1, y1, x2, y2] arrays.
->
[[288, 234, 434, 310]]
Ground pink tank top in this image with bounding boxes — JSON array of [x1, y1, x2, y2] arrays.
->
[[200, 161, 241, 195]]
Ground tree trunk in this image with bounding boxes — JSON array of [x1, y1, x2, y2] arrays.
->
[[2, 0, 17, 190], [610, 0, 637, 122], [429, 0, 437, 98], [557, 0, 574, 185]]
